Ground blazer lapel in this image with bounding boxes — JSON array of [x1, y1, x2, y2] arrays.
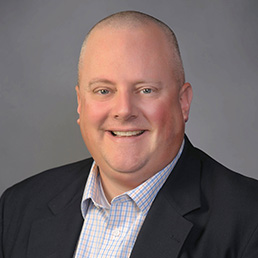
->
[[130, 191, 194, 258], [26, 167, 89, 258], [130, 136, 202, 258]]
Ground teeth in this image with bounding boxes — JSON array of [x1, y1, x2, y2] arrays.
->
[[112, 131, 144, 137]]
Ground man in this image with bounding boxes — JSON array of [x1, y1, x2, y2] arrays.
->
[[1, 11, 258, 258]]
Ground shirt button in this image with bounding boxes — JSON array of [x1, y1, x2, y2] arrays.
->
[[112, 229, 120, 237]]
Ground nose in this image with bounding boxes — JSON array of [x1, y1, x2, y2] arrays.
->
[[112, 89, 138, 121]]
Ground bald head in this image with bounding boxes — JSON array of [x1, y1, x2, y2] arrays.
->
[[78, 11, 185, 87]]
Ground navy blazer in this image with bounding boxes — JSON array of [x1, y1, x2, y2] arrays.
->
[[1, 136, 258, 257]]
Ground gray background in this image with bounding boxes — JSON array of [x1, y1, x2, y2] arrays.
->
[[0, 0, 257, 195]]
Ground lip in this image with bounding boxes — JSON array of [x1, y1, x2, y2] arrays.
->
[[105, 129, 148, 139], [111, 130, 145, 137]]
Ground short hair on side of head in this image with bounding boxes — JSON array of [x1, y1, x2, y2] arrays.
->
[[78, 10, 185, 87]]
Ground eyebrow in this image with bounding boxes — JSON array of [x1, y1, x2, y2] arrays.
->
[[88, 79, 163, 88], [88, 79, 115, 88], [136, 81, 162, 86]]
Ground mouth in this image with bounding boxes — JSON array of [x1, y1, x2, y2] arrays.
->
[[110, 130, 145, 137]]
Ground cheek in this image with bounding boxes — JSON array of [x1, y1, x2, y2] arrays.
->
[[144, 100, 183, 134], [79, 101, 109, 149], [81, 100, 109, 126], [144, 99, 175, 122]]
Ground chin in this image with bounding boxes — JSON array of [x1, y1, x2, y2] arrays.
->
[[107, 158, 148, 174]]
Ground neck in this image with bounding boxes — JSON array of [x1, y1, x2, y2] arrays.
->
[[99, 171, 145, 203]]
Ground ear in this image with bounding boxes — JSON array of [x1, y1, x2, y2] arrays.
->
[[179, 82, 193, 122], [75, 85, 81, 125]]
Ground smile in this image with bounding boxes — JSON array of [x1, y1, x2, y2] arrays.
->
[[110, 130, 145, 137]]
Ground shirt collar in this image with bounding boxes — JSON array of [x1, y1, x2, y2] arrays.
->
[[80, 162, 103, 218], [81, 140, 184, 218]]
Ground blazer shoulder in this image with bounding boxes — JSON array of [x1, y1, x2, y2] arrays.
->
[[193, 146, 258, 208], [0, 159, 92, 257], [1, 158, 93, 204]]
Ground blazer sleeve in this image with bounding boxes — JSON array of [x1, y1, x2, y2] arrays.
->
[[0, 190, 7, 258], [241, 223, 258, 258], [0, 188, 15, 258]]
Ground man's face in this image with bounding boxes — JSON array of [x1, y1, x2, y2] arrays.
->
[[76, 23, 192, 188]]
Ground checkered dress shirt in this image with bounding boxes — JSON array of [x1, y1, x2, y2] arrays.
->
[[74, 141, 184, 257]]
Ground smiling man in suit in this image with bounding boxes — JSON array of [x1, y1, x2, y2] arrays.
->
[[1, 11, 258, 258]]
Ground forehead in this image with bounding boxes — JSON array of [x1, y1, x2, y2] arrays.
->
[[82, 23, 173, 71]]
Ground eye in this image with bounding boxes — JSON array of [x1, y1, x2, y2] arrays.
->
[[141, 88, 153, 94], [97, 89, 110, 95]]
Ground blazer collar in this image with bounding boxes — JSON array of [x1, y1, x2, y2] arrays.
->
[[130, 135, 201, 258]]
